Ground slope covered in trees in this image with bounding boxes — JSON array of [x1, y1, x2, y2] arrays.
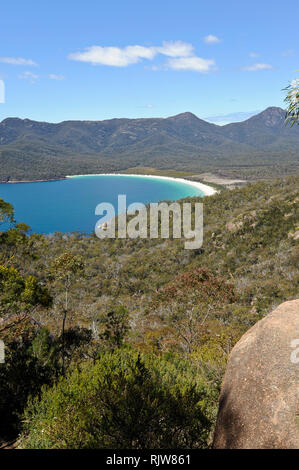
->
[[0, 107, 298, 181], [0, 174, 298, 448]]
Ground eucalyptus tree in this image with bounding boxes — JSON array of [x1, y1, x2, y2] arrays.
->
[[0, 198, 14, 227], [51, 253, 85, 372], [284, 77, 299, 125]]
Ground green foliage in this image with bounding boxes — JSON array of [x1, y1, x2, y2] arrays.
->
[[31, 328, 59, 368], [0, 329, 58, 438], [284, 77, 299, 126], [51, 252, 85, 279], [20, 351, 213, 449], [50, 252, 85, 311], [0, 205, 33, 265], [100, 305, 130, 350], [0, 198, 14, 226], [0, 266, 52, 317], [50, 252, 85, 374]]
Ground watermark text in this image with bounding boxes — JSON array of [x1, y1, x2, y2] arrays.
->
[[95, 195, 203, 249]]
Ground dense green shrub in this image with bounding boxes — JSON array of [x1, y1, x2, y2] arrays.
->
[[20, 351, 214, 449], [0, 329, 59, 438]]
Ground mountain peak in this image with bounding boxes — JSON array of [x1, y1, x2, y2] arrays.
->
[[259, 106, 285, 117], [1, 117, 23, 124], [263, 106, 285, 113], [248, 106, 285, 127], [169, 111, 200, 121]]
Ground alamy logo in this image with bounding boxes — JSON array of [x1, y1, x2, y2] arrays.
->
[[95, 195, 203, 250], [0, 80, 5, 104], [0, 340, 4, 364]]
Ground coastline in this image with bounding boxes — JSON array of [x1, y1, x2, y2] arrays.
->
[[0, 178, 66, 184], [0, 173, 217, 196], [66, 173, 217, 196]]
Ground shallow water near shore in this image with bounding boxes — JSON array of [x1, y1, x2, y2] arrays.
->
[[0, 174, 205, 234]]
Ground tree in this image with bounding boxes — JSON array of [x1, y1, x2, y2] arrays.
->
[[100, 305, 130, 350], [284, 77, 299, 126], [0, 265, 52, 324], [0, 198, 33, 265], [0, 198, 14, 228], [51, 253, 84, 373], [0, 268, 53, 440], [150, 268, 235, 353]]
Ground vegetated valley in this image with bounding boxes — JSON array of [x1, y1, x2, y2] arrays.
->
[[0, 174, 298, 448]]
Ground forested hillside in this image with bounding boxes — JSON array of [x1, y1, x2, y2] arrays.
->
[[0, 174, 298, 448], [0, 107, 298, 181]]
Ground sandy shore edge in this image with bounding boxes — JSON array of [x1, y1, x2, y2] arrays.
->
[[66, 173, 217, 196]]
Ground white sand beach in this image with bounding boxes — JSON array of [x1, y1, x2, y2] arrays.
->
[[66, 173, 217, 196]]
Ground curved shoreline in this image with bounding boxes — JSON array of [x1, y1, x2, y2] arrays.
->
[[66, 173, 217, 196], [0, 178, 66, 184]]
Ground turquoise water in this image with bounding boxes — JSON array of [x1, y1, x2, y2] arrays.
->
[[0, 174, 204, 234]]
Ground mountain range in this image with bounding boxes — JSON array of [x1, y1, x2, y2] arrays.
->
[[0, 106, 298, 181]]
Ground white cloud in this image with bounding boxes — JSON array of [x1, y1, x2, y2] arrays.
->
[[68, 42, 194, 67], [157, 41, 194, 57], [242, 63, 274, 71], [249, 52, 259, 58], [69, 41, 217, 73], [18, 71, 39, 82], [167, 56, 216, 73], [0, 57, 37, 66], [49, 74, 65, 80], [68, 45, 156, 67], [203, 35, 221, 44]]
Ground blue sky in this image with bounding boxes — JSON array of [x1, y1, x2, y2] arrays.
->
[[0, 0, 298, 124]]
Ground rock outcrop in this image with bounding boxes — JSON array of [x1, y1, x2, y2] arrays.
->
[[213, 299, 299, 449]]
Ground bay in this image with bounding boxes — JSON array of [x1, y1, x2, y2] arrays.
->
[[0, 174, 205, 234]]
